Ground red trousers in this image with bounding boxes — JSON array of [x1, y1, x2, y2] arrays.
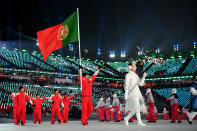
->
[[182, 113, 187, 120], [62, 107, 69, 123], [106, 108, 111, 121], [51, 107, 62, 123], [163, 113, 169, 120], [98, 107, 105, 121], [81, 97, 93, 124], [147, 103, 156, 122], [129, 116, 134, 122], [17, 107, 26, 125], [120, 111, 123, 120], [33, 109, 42, 123], [145, 113, 149, 120], [110, 111, 114, 121], [171, 104, 181, 122], [13, 107, 18, 124], [115, 106, 121, 121], [194, 115, 197, 120]]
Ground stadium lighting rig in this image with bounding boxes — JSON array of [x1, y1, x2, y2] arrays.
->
[[173, 43, 179, 51], [97, 48, 101, 55], [69, 44, 74, 51], [109, 50, 115, 58], [120, 50, 126, 58], [155, 47, 160, 54]]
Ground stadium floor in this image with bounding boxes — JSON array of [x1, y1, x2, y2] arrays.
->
[[0, 120, 196, 131]]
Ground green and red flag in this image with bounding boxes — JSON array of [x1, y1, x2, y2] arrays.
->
[[37, 10, 78, 61]]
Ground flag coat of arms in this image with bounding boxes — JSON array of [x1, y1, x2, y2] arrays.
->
[[37, 11, 78, 61]]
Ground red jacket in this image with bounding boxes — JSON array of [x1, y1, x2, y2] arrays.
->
[[50, 94, 62, 109], [15, 91, 31, 109], [31, 97, 48, 110], [62, 95, 74, 108], [78, 69, 99, 97], [10, 93, 18, 108]]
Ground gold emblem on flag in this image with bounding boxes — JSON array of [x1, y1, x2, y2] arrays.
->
[[57, 25, 69, 40]]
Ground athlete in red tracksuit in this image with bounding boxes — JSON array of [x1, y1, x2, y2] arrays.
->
[[31, 94, 48, 124], [10, 92, 18, 125], [112, 93, 121, 122], [163, 108, 169, 120], [62, 92, 74, 123], [96, 97, 105, 121], [166, 88, 182, 123], [79, 68, 100, 125], [105, 97, 111, 122], [15, 86, 32, 126], [146, 88, 156, 122], [50, 89, 64, 124]]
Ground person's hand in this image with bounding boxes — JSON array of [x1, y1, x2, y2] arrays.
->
[[166, 98, 170, 101], [125, 94, 128, 100], [190, 87, 196, 94], [143, 73, 147, 78], [139, 97, 144, 101]]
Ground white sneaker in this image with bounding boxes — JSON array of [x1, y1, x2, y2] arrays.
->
[[124, 117, 129, 126], [137, 121, 146, 126]]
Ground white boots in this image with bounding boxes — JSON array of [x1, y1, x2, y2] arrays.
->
[[137, 121, 146, 126], [124, 117, 129, 126], [124, 115, 146, 126], [136, 111, 146, 126]]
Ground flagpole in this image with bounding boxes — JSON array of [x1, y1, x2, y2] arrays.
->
[[77, 8, 82, 91]]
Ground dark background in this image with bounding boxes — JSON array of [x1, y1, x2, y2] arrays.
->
[[0, 0, 197, 60]]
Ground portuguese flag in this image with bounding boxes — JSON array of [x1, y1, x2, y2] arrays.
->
[[37, 11, 78, 61]]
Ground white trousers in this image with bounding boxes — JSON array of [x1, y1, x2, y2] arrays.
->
[[125, 97, 142, 123]]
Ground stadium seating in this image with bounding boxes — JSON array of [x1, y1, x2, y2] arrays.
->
[[107, 62, 129, 73], [0, 59, 9, 67], [0, 49, 54, 71], [143, 59, 185, 76], [153, 87, 191, 107], [182, 58, 197, 75]]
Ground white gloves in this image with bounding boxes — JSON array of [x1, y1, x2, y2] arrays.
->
[[30, 100, 33, 105], [94, 70, 100, 75], [61, 103, 64, 108], [190, 87, 197, 95], [170, 95, 175, 100], [79, 69, 82, 74], [139, 97, 145, 103], [142, 73, 147, 78], [125, 93, 128, 100]]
